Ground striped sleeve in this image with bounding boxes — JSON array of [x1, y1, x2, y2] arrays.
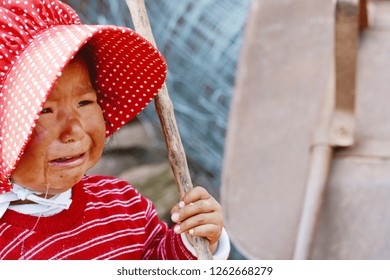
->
[[140, 195, 196, 260]]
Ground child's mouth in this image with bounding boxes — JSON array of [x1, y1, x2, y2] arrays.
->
[[49, 153, 86, 165]]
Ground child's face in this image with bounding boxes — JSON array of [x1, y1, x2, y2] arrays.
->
[[10, 57, 106, 194]]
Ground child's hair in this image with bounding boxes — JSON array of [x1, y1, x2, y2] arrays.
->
[[75, 44, 98, 85]]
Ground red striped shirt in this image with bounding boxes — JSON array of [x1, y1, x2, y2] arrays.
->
[[0, 175, 196, 260]]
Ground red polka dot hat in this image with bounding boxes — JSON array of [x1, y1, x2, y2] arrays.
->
[[0, 0, 167, 193]]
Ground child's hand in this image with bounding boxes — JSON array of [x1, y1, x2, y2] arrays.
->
[[170, 186, 223, 253]]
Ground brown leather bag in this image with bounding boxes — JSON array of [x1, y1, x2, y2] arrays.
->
[[221, 0, 390, 259]]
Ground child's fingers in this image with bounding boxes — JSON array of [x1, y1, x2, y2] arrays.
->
[[171, 197, 221, 224], [181, 200, 214, 219], [188, 224, 222, 240], [181, 186, 211, 204], [170, 186, 210, 215], [170, 187, 224, 250], [171, 200, 189, 214], [173, 212, 223, 235], [183, 224, 222, 246], [171, 186, 220, 218], [170, 202, 181, 215]]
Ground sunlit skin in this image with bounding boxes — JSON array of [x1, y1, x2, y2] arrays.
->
[[11, 57, 106, 195], [10, 56, 223, 254]]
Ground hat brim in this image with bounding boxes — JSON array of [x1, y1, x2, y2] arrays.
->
[[0, 24, 167, 191]]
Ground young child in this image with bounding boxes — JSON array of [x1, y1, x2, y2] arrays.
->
[[0, 0, 229, 260]]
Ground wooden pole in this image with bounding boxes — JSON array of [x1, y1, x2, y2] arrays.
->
[[125, 0, 213, 260]]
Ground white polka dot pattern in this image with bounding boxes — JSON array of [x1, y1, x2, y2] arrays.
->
[[0, 0, 167, 193]]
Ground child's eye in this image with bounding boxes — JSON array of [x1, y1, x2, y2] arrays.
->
[[41, 107, 53, 114], [78, 100, 93, 107]]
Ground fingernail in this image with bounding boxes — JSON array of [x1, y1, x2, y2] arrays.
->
[[189, 229, 194, 235], [179, 201, 185, 208], [174, 225, 180, 234], [171, 212, 179, 222]]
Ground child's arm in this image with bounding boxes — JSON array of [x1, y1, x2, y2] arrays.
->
[[170, 186, 225, 254]]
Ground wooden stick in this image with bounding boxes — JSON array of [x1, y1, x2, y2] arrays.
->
[[125, 0, 213, 260]]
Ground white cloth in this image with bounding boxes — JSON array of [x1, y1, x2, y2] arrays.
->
[[0, 183, 72, 218], [181, 227, 231, 260]]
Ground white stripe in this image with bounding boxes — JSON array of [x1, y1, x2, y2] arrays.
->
[[83, 177, 123, 188], [51, 227, 145, 259], [0, 229, 30, 259], [25, 213, 143, 259], [85, 204, 147, 222], [95, 244, 144, 260], [144, 223, 163, 248], [23, 213, 143, 259], [87, 185, 135, 197], [84, 196, 140, 211], [143, 199, 159, 230], [0, 223, 11, 235]]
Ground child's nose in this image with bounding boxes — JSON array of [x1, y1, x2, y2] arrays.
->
[[59, 110, 85, 143]]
